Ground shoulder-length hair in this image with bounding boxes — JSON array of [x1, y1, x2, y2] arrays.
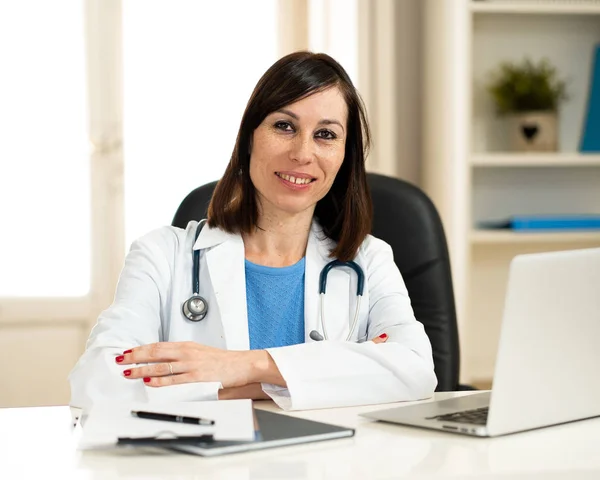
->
[[208, 51, 372, 261]]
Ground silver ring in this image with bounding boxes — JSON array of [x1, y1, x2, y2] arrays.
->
[[168, 362, 174, 376]]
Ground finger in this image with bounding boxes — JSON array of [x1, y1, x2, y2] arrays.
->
[[123, 361, 179, 380], [371, 333, 388, 344], [116, 342, 185, 365], [142, 372, 198, 388]]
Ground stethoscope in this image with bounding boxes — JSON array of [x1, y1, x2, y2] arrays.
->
[[182, 220, 365, 342], [181, 220, 210, 322]]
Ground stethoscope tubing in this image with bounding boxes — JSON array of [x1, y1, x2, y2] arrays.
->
[[319, 292, 362, 341], [192, 219, 207, 295], [184, 220, 366, 341], [318, 259, 364, 341]]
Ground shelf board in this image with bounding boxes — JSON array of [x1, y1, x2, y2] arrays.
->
[[471, 153, 600, 167], [471, 229, 600, 244], [471, 1, 600, 15]]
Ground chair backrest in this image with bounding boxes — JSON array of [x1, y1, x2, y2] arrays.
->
[[172, 173, 460, 391], [366, 174, 459, 391]]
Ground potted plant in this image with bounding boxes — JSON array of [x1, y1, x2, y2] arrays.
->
[[487, 58, 568, 152]]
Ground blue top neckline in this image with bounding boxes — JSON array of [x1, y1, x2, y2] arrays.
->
[[244, 257, 306, 276]]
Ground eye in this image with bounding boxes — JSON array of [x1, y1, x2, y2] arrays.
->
[[274, 121, 294, 132], [315, 129, 337, 140]]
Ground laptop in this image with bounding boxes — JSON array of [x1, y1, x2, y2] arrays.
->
[[361, 247, 600, 437], [164, 408, 354, 456]]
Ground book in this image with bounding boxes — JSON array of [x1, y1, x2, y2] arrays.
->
[[580, 44, 600, 152], [478, 214, 600, 231]]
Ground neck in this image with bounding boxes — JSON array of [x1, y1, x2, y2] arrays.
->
[[243, 208, 314, 267]]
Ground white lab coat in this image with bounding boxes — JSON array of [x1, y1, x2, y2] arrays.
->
[[69, 220, 437, 411]]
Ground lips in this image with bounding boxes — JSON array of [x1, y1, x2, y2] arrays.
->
[[275, 172, 316, 185]]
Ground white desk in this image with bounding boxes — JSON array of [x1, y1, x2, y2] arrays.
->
[[2, 392, 600, 479]]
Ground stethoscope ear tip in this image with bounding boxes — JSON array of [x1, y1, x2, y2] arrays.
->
[[309, 330, 324, 341]]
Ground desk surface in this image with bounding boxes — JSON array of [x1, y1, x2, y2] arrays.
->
[[2, 392, 600, 479]]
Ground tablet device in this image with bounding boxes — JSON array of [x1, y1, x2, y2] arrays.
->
[[166, 408, 355, 457]]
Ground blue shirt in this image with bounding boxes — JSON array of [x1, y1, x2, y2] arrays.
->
[[245, 257, 305, 350]]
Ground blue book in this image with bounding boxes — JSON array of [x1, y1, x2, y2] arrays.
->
[[479, 215, 600, 231], [580, 44, 600, 152]]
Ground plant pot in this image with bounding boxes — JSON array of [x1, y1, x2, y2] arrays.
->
[[506, 111, 558, 152]]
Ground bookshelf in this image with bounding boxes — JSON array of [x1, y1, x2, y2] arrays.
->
[[422, 0, 600, 384], [471, 229, 600, 244], [471, 153, 600, 167], [471, 1, 600, 16]]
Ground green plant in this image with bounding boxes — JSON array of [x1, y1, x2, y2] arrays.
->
[[487, 58, 568, 114]]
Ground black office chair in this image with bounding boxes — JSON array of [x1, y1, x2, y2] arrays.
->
[[172, 173, 465, 391]]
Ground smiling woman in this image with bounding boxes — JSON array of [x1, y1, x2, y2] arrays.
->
[[69, 52, 437, 412]]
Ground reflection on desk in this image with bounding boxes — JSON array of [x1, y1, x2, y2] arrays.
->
[[1, 392, 600, 479]]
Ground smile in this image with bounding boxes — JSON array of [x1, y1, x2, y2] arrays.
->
[[275, 172, 316, 185]]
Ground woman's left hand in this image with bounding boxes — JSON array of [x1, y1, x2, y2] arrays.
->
[[115, 342, 267, 389]]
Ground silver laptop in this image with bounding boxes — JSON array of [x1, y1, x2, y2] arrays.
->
[[361, 247, 600, 437]]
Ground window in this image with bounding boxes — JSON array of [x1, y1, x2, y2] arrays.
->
[[122, 0, 278, 246], [0, 1, 89, 296]]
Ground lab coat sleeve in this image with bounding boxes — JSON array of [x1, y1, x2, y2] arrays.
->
[[263, 238, 437, 410], [68, 227, 221, 411]]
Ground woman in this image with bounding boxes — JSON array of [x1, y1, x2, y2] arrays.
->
[[69, 51, 437, 411]]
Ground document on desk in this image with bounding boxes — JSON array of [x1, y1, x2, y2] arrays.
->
[[78, 399, 255, 449]]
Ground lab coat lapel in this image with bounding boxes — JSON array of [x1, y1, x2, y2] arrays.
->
[[198, 227, 249, 351], [304, 223, 351, 342], [304, 227, 322, 341]]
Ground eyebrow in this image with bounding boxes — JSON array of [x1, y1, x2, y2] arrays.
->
[[275, 108, 345, 133]]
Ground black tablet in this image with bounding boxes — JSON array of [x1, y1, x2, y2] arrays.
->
[[166, 409, 355, 457]]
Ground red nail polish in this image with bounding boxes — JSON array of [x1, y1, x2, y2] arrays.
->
[[123, 349, 132, 354], [115, 355, 124, 363], [123, 370, 131, 377], [143, 377, 151, 383], [379, 333, 388, 339]]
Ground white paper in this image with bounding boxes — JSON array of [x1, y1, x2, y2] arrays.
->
[[78, 399, 255, 449]]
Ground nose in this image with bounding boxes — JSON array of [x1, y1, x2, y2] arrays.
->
[[289, 133, 314, 164]]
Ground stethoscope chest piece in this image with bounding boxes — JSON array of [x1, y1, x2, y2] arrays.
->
[[182, 219, 210, 322], [182, 294, 208, 322]]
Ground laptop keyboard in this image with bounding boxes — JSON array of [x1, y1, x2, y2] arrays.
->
[[427, 406, 489, 425]]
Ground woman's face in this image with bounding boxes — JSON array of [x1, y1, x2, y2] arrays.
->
[[249, 87, 348, 219]]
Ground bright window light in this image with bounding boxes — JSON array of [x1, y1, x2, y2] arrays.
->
[[0, 2, 89, 297], [309, 0, 358, 85], [123, 0, 278, 247]]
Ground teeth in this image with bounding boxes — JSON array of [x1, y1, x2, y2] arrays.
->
[[277, 173, 312, 185]]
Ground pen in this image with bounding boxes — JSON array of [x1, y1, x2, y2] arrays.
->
[[131, 410, 215, 426]]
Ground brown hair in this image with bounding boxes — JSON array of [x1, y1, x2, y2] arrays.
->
[[208, 51, 372, 261]]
